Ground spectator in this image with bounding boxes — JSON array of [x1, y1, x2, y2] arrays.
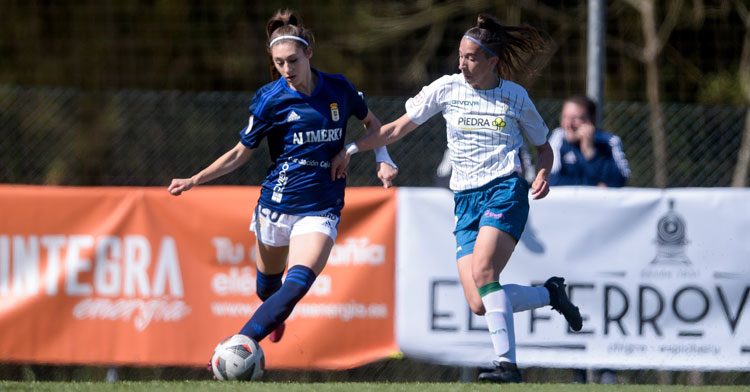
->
[[551, 95, 625, 384], [549, 95, 630, 187]]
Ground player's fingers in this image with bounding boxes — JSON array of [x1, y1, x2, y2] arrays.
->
[[532, 183, 549, 200], [332, 164, 342, 180], [167, 181, 180, 195]]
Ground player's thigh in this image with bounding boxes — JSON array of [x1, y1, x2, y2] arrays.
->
[[287, 232, 335, 275], [472, 226, 518, 284], [255, 242, 289, 274], [457, 254, 485, 315]]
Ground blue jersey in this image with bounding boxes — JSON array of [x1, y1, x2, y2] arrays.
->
[[240, 69, 368, 216], [548, 127, 630, 187]]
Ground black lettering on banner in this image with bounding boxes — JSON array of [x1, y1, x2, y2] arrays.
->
[[568, 283, 595, 335], [672, 285, 710, 323], [529, 308, 551, 333], [431, 279, 458, 331], [639, 285, 664, 336], [604, 285, 629, 336], [717, 285, 750, 333], [467, 308, 485, 331]]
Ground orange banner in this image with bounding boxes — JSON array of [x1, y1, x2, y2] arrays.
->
[[0, 185, 397, 369]]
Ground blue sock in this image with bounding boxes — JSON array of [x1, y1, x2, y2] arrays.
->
[[256, 269, 284, 301], [239, 265, 316, 341]]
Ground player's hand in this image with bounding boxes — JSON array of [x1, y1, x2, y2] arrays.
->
[[168, 178, 195, 196], [578, 122, 596, 160], [377, 162, 398, 188], [330, 148, 351, 181], [530, 176, 549, 200]]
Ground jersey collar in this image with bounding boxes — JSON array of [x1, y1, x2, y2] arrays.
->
[[282, 68, 324, 98]]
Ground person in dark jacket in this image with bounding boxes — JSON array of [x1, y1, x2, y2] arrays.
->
[[549, 95, 630, 187]]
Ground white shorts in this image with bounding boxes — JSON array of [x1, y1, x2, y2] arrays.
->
[[250, 205, 340, 247]]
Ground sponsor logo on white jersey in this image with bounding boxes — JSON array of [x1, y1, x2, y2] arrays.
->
[[286, 111, 301, 122], [451, 100, 480, 106], [457, 116, 492, 129]]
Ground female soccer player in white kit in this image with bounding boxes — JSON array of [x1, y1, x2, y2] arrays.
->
[[332, 14, 583, 383], [169, 9, 397, 351]]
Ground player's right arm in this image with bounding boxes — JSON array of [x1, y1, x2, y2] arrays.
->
[[331, 114, 418, 180], [331, 76, 446, 180], [168, 142, 254, 196]]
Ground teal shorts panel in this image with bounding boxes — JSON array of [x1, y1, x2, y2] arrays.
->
[[453, 173, 530, 259]]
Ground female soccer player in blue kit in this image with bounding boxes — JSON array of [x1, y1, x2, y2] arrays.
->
[[332, 14, 583, 383], [169, 9, 397, 345]]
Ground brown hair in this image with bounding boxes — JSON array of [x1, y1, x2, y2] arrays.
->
[[564, 95, 597, 122], [463, 14, 549, 85], [265, 9, 315, 80]]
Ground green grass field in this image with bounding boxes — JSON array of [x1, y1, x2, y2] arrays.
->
[[1, 382, 749, 392]]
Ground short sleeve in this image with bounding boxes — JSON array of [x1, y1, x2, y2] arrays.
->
[[239, 113, 273, 149], [518, 95, 549, 146], [405, 76, 446, 125], [349, 84, 368, 120]]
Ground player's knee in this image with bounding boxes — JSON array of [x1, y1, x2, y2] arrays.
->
[[283, 265, 317, 302], [469, 300, 486, 315], [471, 266, 495, 288], [463, 289, 486, 315]]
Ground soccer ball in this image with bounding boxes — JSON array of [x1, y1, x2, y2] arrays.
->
[[210, 334, 265, 381]]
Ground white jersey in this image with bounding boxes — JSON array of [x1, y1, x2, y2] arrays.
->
[[405, 74, 548, 191]]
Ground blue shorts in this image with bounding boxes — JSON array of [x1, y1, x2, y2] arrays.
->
[[453, 173, 530, 259]]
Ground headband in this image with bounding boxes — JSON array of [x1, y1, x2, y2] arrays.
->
[[269, 35, 310, 48], [463, 35, 498, 58]]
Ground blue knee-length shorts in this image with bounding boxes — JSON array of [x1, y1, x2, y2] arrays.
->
[[453, 173, 530, 259]]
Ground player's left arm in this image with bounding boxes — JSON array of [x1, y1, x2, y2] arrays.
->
[[361, 110, 398, 188], [518, 93, 552, 200], [530, 142, 552, 200]]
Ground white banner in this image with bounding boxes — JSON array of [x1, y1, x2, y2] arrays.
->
[[396, 187, 750, 370]]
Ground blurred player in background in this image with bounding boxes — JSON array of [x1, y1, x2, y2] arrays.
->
[[550, 94, 628, 384], [168, 9, 397, 351], [331, 14, 582, 383], [549, 95, 630, 187]]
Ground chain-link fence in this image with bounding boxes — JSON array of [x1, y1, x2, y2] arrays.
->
[[1, 85, 749, 385], [1, 85, 748, 188]]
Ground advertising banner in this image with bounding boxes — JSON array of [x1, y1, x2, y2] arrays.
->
[[0, 185, 397, 369], [396, 187, 750, 370]]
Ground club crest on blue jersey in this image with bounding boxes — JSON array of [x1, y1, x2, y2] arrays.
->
[[330, 103, 340, 121]]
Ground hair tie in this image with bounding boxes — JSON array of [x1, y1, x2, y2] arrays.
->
[[463, 35, 497, 57], [269, 35, 310, 48]]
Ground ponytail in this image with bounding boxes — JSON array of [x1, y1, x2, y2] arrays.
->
[[265, 9, 315, 80], [464, 14, 550, 85]]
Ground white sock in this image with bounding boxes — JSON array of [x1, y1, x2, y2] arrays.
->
[[479, 282, 516, 363], [503, 284, 550, 312]]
